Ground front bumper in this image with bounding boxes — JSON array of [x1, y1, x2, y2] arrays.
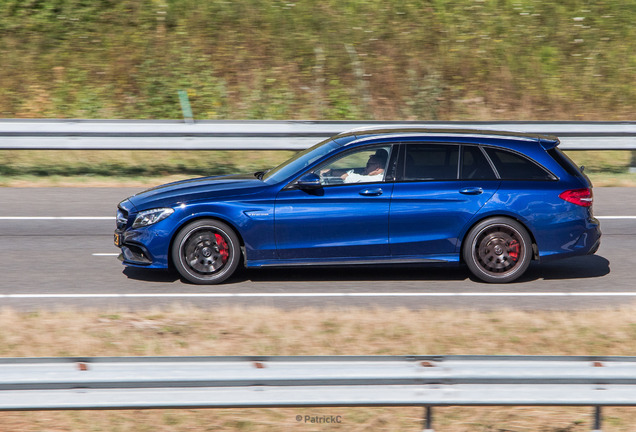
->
[[114, 227, 171, 268], [116, 236, 153, 265], [115, 198, 173, 269]]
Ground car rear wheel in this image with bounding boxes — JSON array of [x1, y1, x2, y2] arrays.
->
[[463, 217, 532, 283], [172, 219, 241, 284]]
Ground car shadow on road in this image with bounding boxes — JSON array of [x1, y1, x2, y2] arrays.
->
[[122, 263, 472, 284], [122, 267, 181, 283], [240, 264, 471, 283], [122, 255, 610, 285], [518, 254, 610, 282], [246, 255, 610, 284]]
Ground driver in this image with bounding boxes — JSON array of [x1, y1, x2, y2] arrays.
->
[[341, 151, 387, 183]]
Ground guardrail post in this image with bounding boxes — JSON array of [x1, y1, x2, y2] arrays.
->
[[592, 406, 602, 432], [423, 406, 434, 432]]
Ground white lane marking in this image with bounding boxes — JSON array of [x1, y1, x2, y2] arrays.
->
[[2, 292, 636, 299], [92, 253, 119, 256], [0, 217, 115, 220], [596, 216, 636, 219]]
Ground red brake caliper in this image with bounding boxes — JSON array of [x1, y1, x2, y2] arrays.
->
[[214, 234, 229, 264], [508, 240, 520, 262]]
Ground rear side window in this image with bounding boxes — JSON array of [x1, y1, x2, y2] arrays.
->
[[485, 148, 555, 180], [403, 144, 459, 180], [461, 146, 497, 180], [547, 148, 584, 178]]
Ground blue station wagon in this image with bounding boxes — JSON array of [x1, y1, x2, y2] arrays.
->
[[115, 127, 601, 284]]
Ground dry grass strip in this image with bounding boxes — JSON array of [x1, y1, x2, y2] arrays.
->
[[1, 305, 635, 431]]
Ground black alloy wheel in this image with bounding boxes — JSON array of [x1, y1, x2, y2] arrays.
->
[[171, 219, 241, 284], [463, 217, 532, 283]]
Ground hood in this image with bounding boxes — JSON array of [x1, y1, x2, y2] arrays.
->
[[128, 173, 267, 210]]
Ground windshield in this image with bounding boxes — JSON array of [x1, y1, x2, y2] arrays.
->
[[262, 138, 341, 184]]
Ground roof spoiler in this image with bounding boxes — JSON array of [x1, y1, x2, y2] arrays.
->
[[539, 136, 560, 150]]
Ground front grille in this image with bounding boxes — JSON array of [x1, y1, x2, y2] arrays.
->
[[116, 208, 128, 229]]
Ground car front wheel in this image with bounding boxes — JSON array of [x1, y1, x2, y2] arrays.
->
[[463, 217, 532, 283], [171, 219, 241, 284]]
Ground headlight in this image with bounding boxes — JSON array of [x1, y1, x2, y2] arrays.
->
[[132, 208, 175, 228]]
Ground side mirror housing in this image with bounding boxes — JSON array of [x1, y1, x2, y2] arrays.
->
[[295, 173, 322, 189]]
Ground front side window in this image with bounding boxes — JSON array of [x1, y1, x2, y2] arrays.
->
[[263, 138, 340, 184], [402, 143, 459, 181], [485, 148, 555, 180], [313, 145, 392, 185]]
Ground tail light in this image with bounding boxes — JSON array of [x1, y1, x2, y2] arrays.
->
[[559, 188, 593, 207]]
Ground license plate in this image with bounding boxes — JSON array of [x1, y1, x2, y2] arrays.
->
[[114, 233, 121, 247]]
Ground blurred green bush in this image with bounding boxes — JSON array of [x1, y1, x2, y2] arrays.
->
[[1, 0, 636, 121]]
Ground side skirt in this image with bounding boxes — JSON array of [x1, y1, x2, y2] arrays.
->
[[246, 255, 459, 268]]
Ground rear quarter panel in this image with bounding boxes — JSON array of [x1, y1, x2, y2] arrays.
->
[[467, 179, 596, 259]]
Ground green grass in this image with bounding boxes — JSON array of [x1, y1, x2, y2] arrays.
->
[[0, 150, 293, 186], [566, 150, 636, 186], [2, 0, 636, 121], [567, 150, 634, 174], [3, 1, 636, 186]]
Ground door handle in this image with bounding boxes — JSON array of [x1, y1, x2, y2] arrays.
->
[[459, 187, 483, 195], [359, 188, 383, 196]]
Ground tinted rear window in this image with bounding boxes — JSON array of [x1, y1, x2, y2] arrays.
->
[[547, 148, 584, 178], [461, 146, 497, 180], [485, 148, 554, 180]]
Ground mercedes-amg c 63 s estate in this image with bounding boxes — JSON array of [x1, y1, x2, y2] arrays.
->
[[115, 127, 601, 284]]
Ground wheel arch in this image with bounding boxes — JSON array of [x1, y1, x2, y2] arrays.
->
[[459, 214, 539, 263], [167, 214, 246, 269]]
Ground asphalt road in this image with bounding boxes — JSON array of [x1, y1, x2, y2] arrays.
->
[[0, 186, 634, 310]]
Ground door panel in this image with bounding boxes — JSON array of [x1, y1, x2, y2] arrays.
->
[[275, 183, 393, 260], [390, 142, 500, 257], [389, 181, 500, 256]]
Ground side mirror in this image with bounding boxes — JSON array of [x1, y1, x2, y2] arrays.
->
[[295, 173, 322, 189]]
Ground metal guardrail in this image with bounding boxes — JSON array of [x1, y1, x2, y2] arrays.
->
[[1, 119, 636, 151], [1, 355, 635, 430]]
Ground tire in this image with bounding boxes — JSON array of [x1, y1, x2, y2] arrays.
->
[[171, 219, 241, 285], [462, 217, 532, 283]]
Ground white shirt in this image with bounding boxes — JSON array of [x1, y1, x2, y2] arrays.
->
[[343, 170, 384, 184]]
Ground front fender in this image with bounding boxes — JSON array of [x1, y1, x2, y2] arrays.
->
[[169, 200, 277, 264]]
